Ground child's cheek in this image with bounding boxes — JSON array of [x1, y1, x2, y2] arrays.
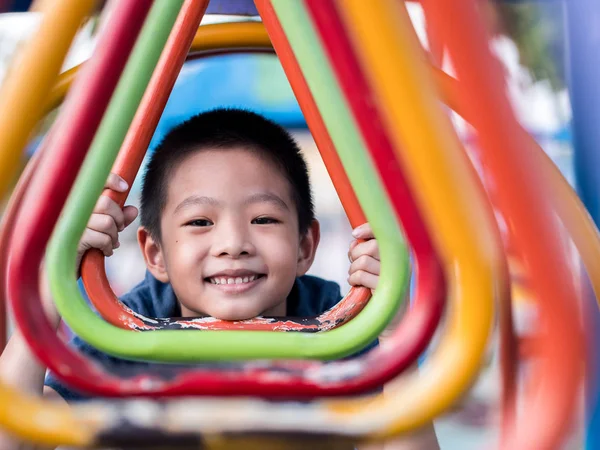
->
[[263, 236, 301, 280], [169, 231, 207, 267]]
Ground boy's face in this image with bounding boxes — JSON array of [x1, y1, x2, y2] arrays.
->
[[140, 147, 318, 320]]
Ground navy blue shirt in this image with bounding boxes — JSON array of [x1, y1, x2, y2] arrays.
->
[[45, 272, 377, 402]]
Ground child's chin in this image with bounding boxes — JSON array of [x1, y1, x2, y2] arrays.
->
[[205, 304, 263, 322], [210, 311, 260, 321]]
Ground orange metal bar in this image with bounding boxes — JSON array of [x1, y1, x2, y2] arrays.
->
[[421, 1, 585, 448]]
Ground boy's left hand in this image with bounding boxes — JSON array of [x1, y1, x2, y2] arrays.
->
[[348, 223, 380, 291]]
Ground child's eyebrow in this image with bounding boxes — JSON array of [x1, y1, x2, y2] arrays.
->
[[173, 195, 221, 214], [243, 193, 289, 211], [173, 193, 289, 214]]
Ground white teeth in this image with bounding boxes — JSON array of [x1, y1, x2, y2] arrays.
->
[[209, 275, 260, 285]]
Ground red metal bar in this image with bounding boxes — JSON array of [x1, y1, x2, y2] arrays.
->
[[0, 141, 45, 352], [421, 1, 584, 448]]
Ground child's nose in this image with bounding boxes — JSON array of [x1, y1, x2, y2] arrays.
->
[[212, 223, 254, 258], [218, 245, 250, 258]]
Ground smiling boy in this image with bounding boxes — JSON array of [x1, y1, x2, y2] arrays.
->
[[139, 129, 319, 321], [0, 108, 438, 449]]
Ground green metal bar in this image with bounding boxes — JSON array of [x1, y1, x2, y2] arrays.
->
[[46, 0, 409, 361]]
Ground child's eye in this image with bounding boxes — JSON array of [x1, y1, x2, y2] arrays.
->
[[186, 219, 213, 227], [252, 217, 280, 225]]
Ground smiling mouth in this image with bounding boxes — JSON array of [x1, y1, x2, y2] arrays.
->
[[205, 274, 266, 285]]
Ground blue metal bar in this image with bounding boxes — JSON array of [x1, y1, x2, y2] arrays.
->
[[564, 0, 600, 448]]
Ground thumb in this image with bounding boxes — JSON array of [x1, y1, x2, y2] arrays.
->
[[122, 205, 139, 228], [105, 172, 129, 192], [352, 222, 374, 240]]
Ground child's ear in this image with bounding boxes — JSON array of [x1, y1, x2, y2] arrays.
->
[[138, 226, 169, 283], [296, 219, 320, 276]]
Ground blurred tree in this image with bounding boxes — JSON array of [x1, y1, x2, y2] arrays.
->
[[492, 1, 566, 91]]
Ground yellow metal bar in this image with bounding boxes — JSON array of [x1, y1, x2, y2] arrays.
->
[[43, 65, 78, 113], [0, 384, 92, 446], [333, 0, 501, 434], [0, 0, 95, 199], [190, 21, 272, 50]]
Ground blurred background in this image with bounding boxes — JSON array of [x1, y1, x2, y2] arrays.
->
[[0, 1, 580, 448]]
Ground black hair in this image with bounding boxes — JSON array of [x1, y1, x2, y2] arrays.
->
[[140, 108, 314, 240]]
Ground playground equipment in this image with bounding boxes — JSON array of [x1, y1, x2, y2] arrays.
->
[[0, 0, 594, 449], [21, 0, 411, 364], [0, 23, 439, 401]]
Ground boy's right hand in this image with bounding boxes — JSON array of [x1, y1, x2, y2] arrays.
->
[[76, 173, 138, 272]]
